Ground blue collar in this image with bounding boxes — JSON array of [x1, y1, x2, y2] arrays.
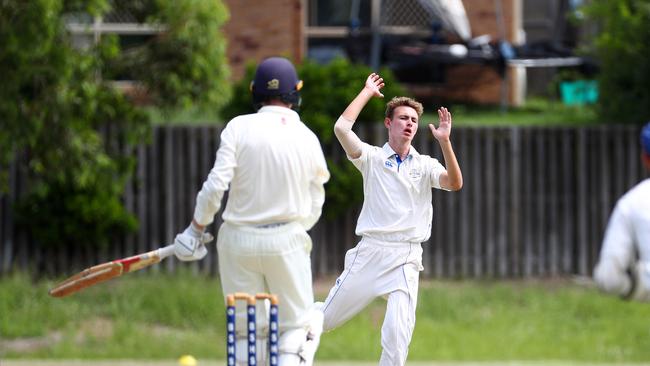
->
[[395, 154, 403, 167]]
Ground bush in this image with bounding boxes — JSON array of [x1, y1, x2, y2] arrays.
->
[[583, 0, 650, 124], [15, 180, 138, 250], [299, 58, 407, 144], [106, 0, 231, 112], [221, 58, 408, 218]]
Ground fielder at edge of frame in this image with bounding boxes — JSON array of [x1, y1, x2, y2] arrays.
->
[[594, 122, 650, 301]]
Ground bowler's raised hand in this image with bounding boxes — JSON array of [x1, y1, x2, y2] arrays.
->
[[429, 107, 452, 141]]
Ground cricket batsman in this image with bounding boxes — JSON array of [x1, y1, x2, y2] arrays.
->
[[173, 57, 330, 365]]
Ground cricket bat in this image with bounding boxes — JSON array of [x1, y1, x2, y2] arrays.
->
[[49, 245, 175, 298]]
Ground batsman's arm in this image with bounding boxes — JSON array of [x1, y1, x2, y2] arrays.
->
[[193, 121, 237, 226], [300, 141, 330, 231]]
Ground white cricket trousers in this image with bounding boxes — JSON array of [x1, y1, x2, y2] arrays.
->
[[217, 221, 314, 335], [322, 237, 423, 366]]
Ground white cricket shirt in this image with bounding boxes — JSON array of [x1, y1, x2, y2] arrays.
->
[[594, 178, 650, 295], [350, 142, 448, 243], [193, 106, 330, 230]]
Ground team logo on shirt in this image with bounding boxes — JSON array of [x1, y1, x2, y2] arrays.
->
[[384, 160, 393, 168], [409, 168, 422, 180]]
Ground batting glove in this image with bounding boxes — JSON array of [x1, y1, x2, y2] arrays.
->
[[173, 222, 213, 261]]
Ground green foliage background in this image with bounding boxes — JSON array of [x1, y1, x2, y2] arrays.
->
[[106, 0, 231, 111], [0, 0, 230, 249], [583, 0, 650, 124], [221, 58, 407, 218]]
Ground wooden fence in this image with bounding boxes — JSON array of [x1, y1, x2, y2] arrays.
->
[[0, 124, 646, 279]]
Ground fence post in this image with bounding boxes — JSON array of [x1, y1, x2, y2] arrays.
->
[[509, 127, 521, 277], [576, 128, 588, 275]]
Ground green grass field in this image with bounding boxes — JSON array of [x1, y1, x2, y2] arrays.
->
[[1, 272, 649, 363]]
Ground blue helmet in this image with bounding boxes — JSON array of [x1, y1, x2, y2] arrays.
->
[[642, 121, 650, 155], [251, 57, 303, 109]]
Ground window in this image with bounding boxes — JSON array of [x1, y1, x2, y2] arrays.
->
[[65, 9, 164, 81], [307, 0, 371, 28], [306, 0, 434, 65]]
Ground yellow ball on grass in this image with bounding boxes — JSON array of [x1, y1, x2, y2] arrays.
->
[[178, 354, 197, 366]]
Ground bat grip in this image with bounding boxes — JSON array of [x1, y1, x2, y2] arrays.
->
[[157, 245, 176, 259], [157, 231, 212, 260]]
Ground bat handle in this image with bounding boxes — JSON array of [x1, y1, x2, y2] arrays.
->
[[157, 245, 176, 259], [157, 232, 213, 260]]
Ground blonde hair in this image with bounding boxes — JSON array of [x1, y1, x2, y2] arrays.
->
[[385, 97, 423, 119]]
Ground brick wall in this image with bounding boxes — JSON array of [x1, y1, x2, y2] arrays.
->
[[222, 0, 304, 80]]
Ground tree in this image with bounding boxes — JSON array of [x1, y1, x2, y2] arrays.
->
[[0, 0, 230, 250], [583, 0, 650, 124]]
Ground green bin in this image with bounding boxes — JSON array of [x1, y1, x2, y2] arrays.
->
[[560, 80, 598, 105]]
